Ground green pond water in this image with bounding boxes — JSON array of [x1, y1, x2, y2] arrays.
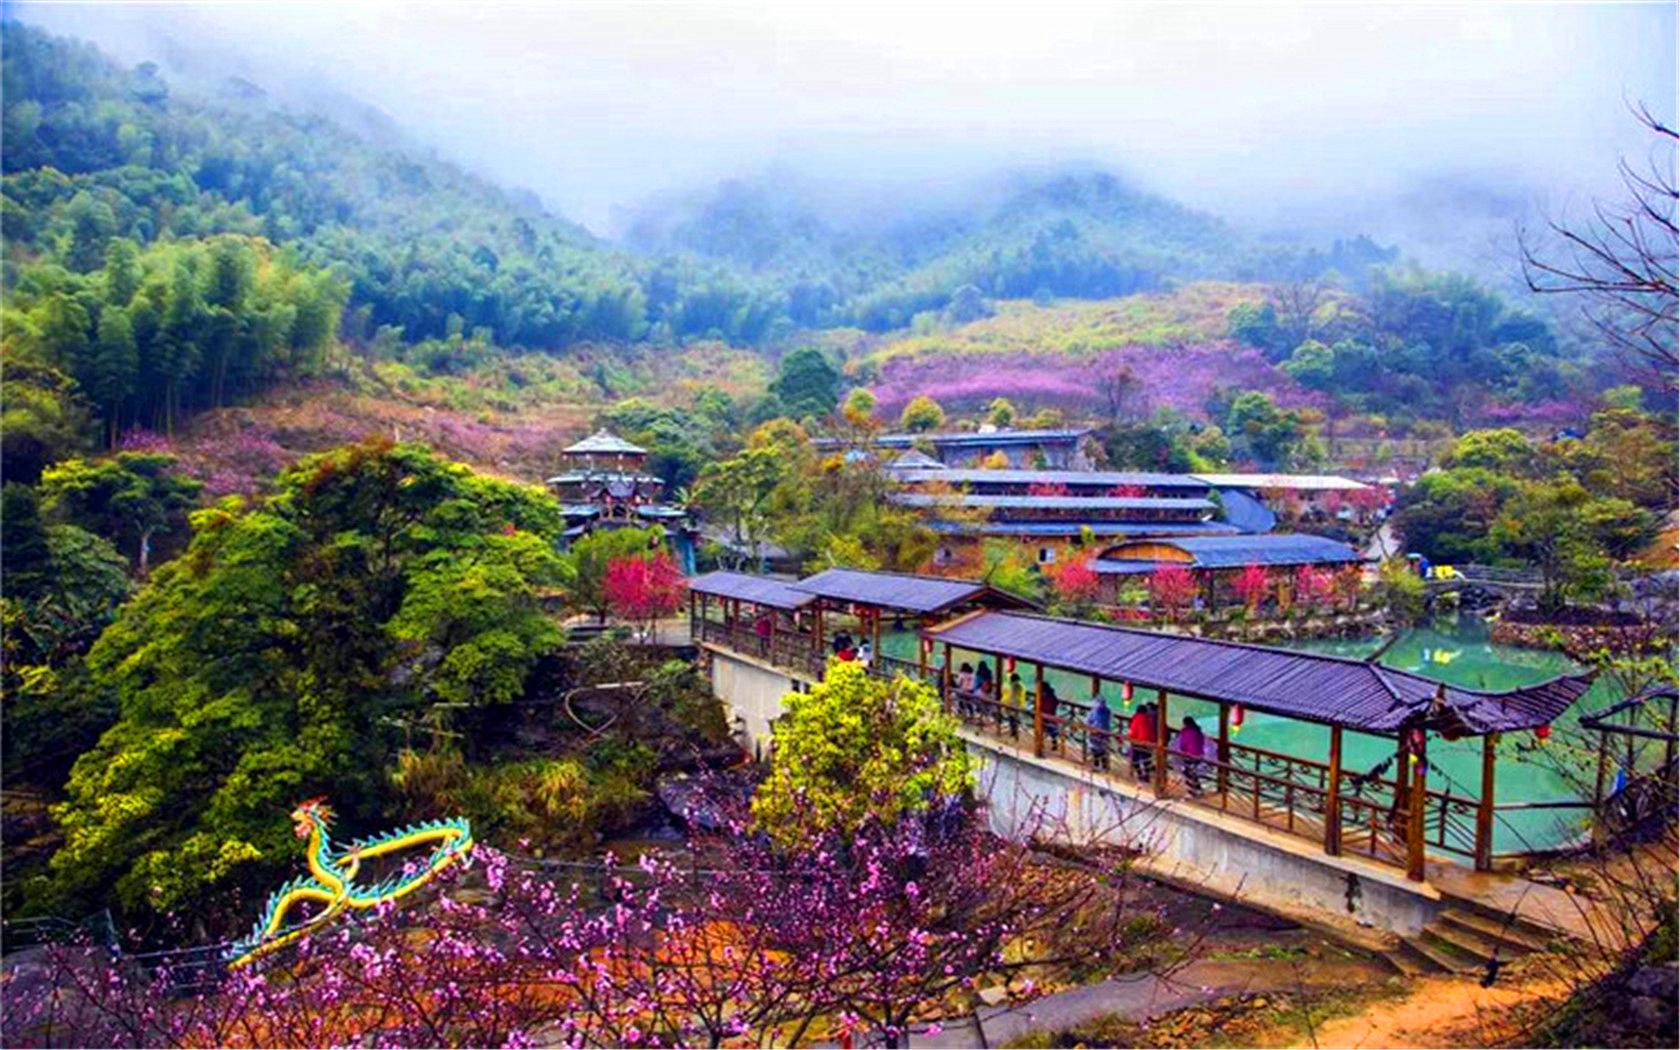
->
[[879, 617, 1613, 853]]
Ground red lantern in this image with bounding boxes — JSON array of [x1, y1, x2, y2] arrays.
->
[[1230, 703, 1245, 734], [921, 637, 932, 654], [1121, 681, 1133, 709], [1535, 724, 1551, 743], [1005, 656, 1016, 674]]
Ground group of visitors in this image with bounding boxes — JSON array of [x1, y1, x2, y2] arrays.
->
[[1122, 703, 1213, 795], [945, 661, 1217, 794], [830, 632, 872, 666]]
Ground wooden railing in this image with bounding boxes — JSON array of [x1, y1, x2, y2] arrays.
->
[[937, 679, 1417, 870], [698, 630, 1572, 875], [693, 618, 824, 679]]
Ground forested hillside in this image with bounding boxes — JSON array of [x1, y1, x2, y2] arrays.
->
[[1, 21, 1404, 359], [624, 169, 1404, 331], [0, 22, 781, 350], [0, 18, 1617, 483]]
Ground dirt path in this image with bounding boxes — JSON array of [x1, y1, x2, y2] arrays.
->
[[1292, 971, 1568, 1049]]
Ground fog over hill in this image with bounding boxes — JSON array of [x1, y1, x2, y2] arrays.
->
[[14, 1, 1674, 273]]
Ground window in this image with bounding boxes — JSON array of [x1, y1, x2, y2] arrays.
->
[[1038, 547, 1057, 565]]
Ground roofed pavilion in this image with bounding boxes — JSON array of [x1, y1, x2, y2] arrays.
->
[[923, 610, 1595, 879]]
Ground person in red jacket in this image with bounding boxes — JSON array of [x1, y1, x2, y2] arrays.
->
[[1128, 701, 1157, 782]]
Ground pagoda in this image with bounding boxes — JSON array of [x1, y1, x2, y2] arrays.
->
[[546, 430, 694, 567]]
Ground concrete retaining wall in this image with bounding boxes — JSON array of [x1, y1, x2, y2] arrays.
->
[[706, 647, 805, 759], [700, 645, 1442, 938], [968, 732, 1443, 937]]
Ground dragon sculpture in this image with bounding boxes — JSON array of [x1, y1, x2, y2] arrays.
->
[[227, 797, 473, 968]]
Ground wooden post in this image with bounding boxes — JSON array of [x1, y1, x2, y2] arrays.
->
[[1217, 703, 1231, 798], [918, 631, 928, 680], [1475, 733, 1498, 871], [1406, 732, 1427, 882], [1325, 725, 1343, 856], [1591, 728, 1611, 848], [941, 642, 953, 715], [996, 652, 1006, 733], [766, 603, 777, 661], [1033, 662, 1046, 758], [1153, 688, 1170, 796], [1089, 676, 1101, 766], [871, 611, 883, 665], [814, 604, 825, 673]]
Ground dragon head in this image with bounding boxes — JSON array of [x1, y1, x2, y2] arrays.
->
[[291, 796, 335, 838]]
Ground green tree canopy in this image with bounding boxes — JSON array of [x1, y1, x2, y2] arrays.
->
[[1442, 428, 1536, 473], [1, 483, 132, 788], [769, 347, 840, 419], [986, 397, 1017, 428], [39, 451, 203, 573], [751, 660, 971, 849], [899, 394, 946, 433], [45, 440, 566, 917]]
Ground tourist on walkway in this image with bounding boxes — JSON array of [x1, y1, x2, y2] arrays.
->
[[858, 639, 873, 667], [974, 661, 994, 701], [1006, 672, 1026, 738], [1086, 694, 1113, 771], [1176, 715, 1206, 796], [1039, 680, 1062, 751], [955, 662, 976, 716], [753, 613, 771, 656], [1129, 701, 1157, 782]]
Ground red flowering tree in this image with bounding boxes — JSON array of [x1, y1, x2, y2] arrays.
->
[[1026, 481, 1071, 498], [1294, 566, 1335, 611], [1346, 485, 1393, 524], [1148, 564, 1197, 622], [604, 550, 687, 637], [1046, 558, 1101, 616], [1231, 563, 1270, 614]]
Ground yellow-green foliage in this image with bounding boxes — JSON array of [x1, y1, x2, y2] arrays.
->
[[752, 660, 972, 849], [865, 282, 1268, 365], [390, 748, 650, 851]]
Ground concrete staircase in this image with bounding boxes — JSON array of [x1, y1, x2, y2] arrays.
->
[[1386, 905, 1558, 980]]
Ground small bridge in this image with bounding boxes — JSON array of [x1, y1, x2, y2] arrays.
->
[[1423, 564, 1543, 600]]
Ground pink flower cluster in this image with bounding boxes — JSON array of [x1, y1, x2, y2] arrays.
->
[[870, 345, 1324, 420], [4, 787, 1155, 1049]]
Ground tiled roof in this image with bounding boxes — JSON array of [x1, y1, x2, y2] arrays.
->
[[1095, 534, 1363, 570], [929, 520, 1240, 537], [888, 467, 1210, 489], [1192, 473, 1367, 492], [792, 567, 1035, 614], [890, 493, 1214, 511], [564, 429, 647, 455], [687, 571, 815, 610], [926, 611, 1594, 734]]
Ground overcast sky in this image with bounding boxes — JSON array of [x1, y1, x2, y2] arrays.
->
[[11, 1, 1676, 247]]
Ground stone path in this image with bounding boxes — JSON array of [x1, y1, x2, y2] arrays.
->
[[838, 956, 1393, 1048]]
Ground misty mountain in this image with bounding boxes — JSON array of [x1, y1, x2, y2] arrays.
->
[[620, 168, 1415, 331]]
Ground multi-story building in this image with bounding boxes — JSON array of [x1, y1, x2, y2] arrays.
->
[[814, 426, 1098, 469], [885, 454, 1372, 582], [545, 429, 695, 569]]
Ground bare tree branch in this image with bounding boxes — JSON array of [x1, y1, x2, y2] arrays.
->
[[1520, 103, 1678, 391]]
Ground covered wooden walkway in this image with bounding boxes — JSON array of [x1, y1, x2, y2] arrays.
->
[[686, 570, 1599, 881], [921, 611, 1596, 879]]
